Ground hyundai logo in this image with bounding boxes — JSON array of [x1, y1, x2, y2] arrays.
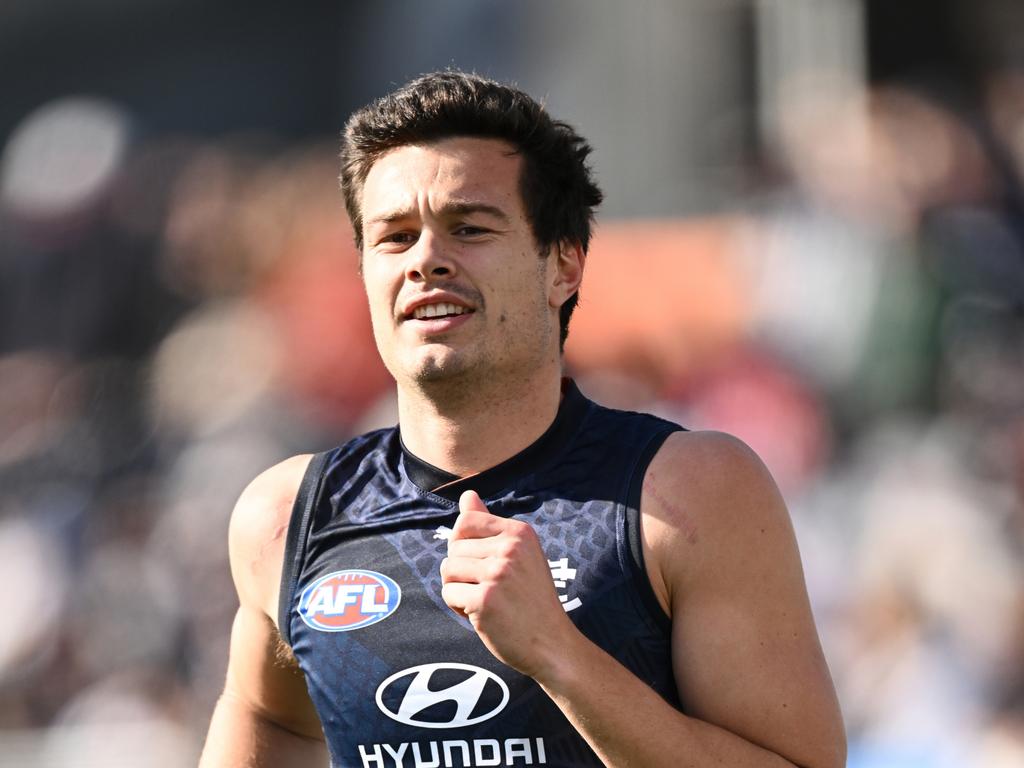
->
[[375, 663, 510, 729]]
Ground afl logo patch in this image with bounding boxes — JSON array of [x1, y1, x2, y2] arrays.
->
[[298, 569, 401, 632]]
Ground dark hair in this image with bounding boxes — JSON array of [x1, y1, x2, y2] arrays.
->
[[339, 70, 603, 348]]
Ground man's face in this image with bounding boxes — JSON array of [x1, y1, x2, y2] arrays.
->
[[359, 137, 560, 388]]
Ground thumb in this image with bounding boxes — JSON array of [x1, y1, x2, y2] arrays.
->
[[452, 490, 498, 541], [458, 489, 489, 515]]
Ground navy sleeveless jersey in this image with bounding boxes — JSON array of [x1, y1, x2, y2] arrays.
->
[[279, 380, 684, 768]]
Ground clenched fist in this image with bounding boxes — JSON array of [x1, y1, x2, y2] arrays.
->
[[440, 490, 578, 680]]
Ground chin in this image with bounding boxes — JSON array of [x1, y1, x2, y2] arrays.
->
[[404, 350, 475, 384]]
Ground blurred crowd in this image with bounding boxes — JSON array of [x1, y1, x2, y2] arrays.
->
[[1, 68, 1023, 767]]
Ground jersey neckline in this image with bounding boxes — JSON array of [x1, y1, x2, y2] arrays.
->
[[399, 378, 590, 503]]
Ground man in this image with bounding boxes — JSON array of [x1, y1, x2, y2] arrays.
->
[[200, 71, 845, 768]]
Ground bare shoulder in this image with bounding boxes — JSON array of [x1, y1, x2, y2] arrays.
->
[[640, 430, 795, 607], [228, 454, 316, 621]]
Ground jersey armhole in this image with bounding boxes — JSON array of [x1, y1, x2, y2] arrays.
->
[[624, 426, 682, 633], [277, 450, 331, 648]]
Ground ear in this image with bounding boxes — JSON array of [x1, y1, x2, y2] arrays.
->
[[548, 239, 586, 309]]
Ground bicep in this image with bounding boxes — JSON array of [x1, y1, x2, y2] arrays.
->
[[670, 523, 841, 765], [200, 605, 327, 767], [645, 432, 845, 767], [218, 454, 324, 739], [223, 604, 325, 741]]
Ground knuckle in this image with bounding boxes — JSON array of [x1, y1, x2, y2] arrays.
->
[[511, 520, 537, 543], [488, 557, 511, 581], [497, 538, 519, 560], [476, 584, 500, 613]]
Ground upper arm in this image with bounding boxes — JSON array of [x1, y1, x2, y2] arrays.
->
[[641, 432, 845, 768], [222, 453, 324, 740]]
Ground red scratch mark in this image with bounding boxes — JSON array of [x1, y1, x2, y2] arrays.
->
[[252, 522, 289, 574], [645, 470, 698, 545]]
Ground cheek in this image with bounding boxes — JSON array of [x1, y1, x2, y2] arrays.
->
[[361, 266, 395, 318]]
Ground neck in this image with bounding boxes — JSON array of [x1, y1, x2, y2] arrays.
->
[[397, 365, 564, 477]]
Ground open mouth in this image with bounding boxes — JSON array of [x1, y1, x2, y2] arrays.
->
[[410, 302, 473, 320]]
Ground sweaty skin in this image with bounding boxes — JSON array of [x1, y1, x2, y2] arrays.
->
[[200, 137, 845, 768]]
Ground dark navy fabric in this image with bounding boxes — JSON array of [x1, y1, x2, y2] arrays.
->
[[280, 381, 683, 768]]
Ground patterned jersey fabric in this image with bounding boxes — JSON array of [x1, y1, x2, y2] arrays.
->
[[279, 380, 684, 767]]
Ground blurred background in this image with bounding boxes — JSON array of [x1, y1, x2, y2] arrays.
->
[[1, 0, 1023, 765]]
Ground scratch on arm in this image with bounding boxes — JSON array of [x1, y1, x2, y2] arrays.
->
[[644, 470, 698, 545]]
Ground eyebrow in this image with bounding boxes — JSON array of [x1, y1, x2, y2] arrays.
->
[[366, 201, 511, 228]]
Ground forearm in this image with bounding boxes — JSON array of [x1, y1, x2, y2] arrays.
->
[[200, 691, 329, 768], [537, 635, 814, 768]]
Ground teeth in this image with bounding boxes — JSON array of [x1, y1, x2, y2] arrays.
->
[[412, 302, 467, 320]]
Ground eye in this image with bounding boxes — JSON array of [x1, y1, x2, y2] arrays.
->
[[378, 231, 418, 247], [453, 225, 489, 237]]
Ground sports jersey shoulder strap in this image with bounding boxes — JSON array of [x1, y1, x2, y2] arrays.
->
[[623, 422, 684, 633], [278, 450, 332, 647]]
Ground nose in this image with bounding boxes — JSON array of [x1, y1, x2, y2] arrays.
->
[[405, 230, 455, 283]]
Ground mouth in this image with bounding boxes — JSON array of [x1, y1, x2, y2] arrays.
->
[[401, 299, 476, 335], [401, 293, 478, 324], [410, 302, 473, 321]]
